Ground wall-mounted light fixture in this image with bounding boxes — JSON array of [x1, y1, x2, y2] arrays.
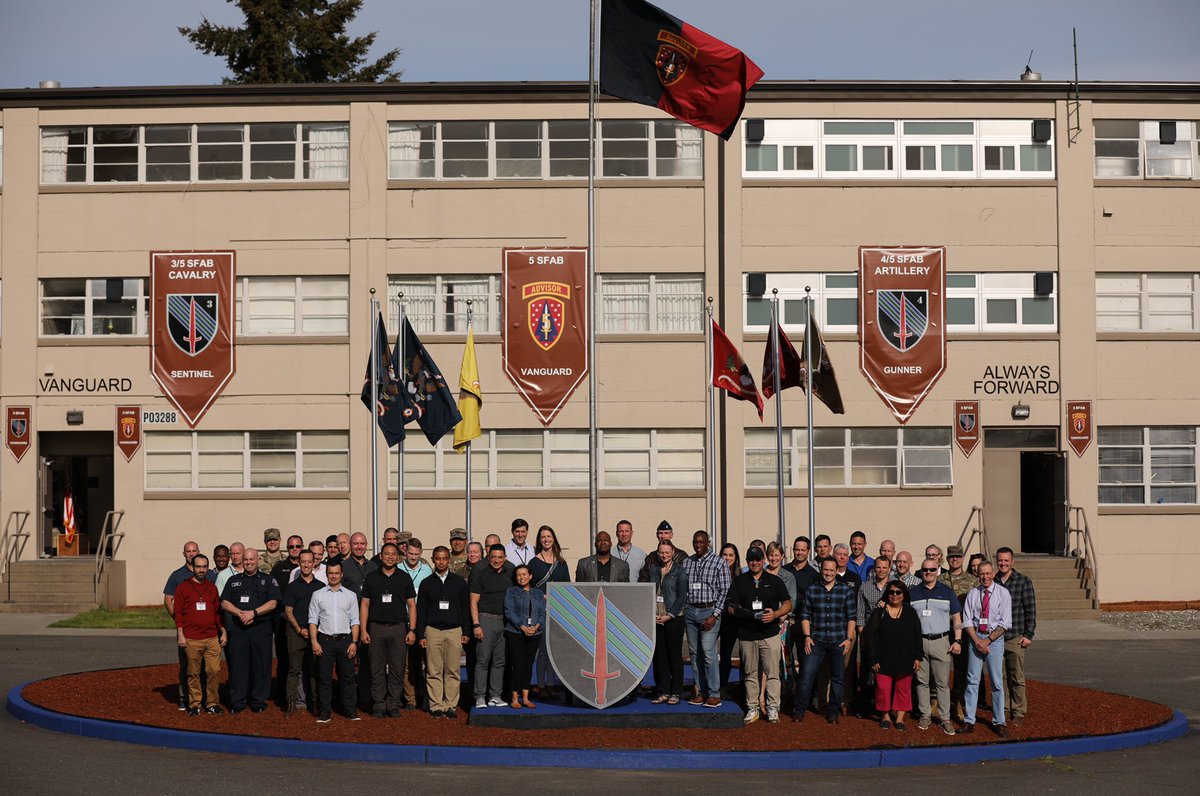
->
[[66, 410, 84, 426], [1011, 403, 1031, 421]]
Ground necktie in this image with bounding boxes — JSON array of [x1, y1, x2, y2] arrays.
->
[[979, 587, 991, 632]]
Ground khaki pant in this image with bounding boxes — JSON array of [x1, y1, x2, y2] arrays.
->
[[185, 636, 221, 709], [915, 635, 952, 720], [740, 635, 782, 713], [1003, 637, 1028, 719], [424, 626, 463, 712], [403, 639, 425, 707]]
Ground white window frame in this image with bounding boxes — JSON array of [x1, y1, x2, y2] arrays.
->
[[597, 273, 704, 333], [1098, 426, 1197, 505], [745, 426, 953, 489], [743, 272, 859, 334], [234, 276, 349, 337], [39, 277, 149, 337], [1097, 273, 1199, 333], [388, 274, 502, 334], [1094, 120, 1198, 180], [144, 430, 349, 491], [946, 273, 1058, 332], [39, 123, 349, 185]]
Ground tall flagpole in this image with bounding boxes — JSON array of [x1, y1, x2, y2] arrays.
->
[[369, 289, 380, 554], [804, 287, 816, 552], [464, 300, 474, 541], [397, 292, 406, 534], [771, 289, 785, 549], [587, 0, 599, 539], [706, 298, 717, 538]]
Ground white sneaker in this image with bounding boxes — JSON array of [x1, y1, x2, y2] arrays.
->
[[487, 697, 505, 707], [766, 708, 779, 723], [475, 697, 487, 709], [744, 708, 760, 725]]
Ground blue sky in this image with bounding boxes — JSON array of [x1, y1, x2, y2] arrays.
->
[[1, 0, 1198, 88]]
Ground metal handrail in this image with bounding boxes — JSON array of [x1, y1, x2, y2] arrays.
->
[[2, 510, 32, 604], [1064, 502, 1098, 603], [94, 510, 126, 603], [955, 505, 991, 562]]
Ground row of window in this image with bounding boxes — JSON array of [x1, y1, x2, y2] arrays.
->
[[747, 272, 1058, 333], [39, 123, 350, 184], [744, 119, 1054, 179], [1099, 426, 1196, 505], [745, 427, 953, 488], [389, 120, 702, 180], [1094, 120, 1199, 180], [1096, 273, 1199, 332], [145, 431, 350, 490]]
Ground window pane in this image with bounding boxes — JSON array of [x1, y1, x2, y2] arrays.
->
[[1098, 427, 1142, 445], [862, 145, 893, 171], [1020, 144, 1052, 171], [824, 121, 894, 135], [947, 274, 977, 288], [1094, 120, 1139, 138], [826, 298, 857, 326], [948, 297, 975, 325], [746, 144, 778, 172], [903, 121, 974, 135], [905, 145, 935, 170], [1022, 297, 1055, 325], [825, 144, 856, 171], [783, 146, 814, 171], [825, 274, 857, 288], [746, 298, 772, 326], [984, 145, 1015, 171], [941, 144, 973, 171], [782, 299, 809, 325], [986, 298, 1017, 324]]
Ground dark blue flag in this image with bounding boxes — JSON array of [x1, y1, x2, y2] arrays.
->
[[395, 318, 463, 446], [360, 312, 407, 447]]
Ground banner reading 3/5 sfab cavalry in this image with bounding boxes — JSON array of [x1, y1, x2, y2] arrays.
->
[[150, 251, 236, 428], [859, 246, 947, 424], [502, 248, 589, 426]]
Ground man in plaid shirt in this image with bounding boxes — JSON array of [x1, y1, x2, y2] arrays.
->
[[794, 557, 857, 724], [995, 547, 1036, 727], [681, 530, 731, 707]]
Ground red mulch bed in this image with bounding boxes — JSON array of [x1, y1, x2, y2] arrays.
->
[[21, 664, 1171, 751]]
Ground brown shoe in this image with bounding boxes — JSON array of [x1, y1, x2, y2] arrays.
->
[[1010, 717, 1024, 728], [688, 694, 706, 706], [705, 696, 722, 708], [994, 723, 1009, 739], [522, 698, 536, 709]]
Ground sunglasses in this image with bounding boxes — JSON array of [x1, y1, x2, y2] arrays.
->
[[886, 590, 904, 596], [920, 568, 939, 573], [287, 544, 304, 549]]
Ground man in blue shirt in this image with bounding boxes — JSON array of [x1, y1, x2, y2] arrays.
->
[[908, 558, 963, 735], [846, 530, 875, 581], [961, 560, 1012, 737], [795, 557, 856, 724], [309, 560, 362, 722]]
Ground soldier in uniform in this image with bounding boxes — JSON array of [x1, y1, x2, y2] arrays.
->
[[448, 528, 469, 577], [939, 544, 979, 722], [259, 528, 286, 571], [220, 548, 281, 713]]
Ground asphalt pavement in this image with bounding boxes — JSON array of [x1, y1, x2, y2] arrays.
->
[[1, 616, 1197, 794]]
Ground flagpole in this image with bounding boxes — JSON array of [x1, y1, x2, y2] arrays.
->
[[706, 298, 717, 538], [771, 289, 785, 549], [586, 0, 599, 540], [397, 292, 406, 535], [804, 287, 816, 553], [465, 300, 473, 542], [369, 289, 380, 554]]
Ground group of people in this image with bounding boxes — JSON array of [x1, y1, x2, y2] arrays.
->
[[167, 521, 1036, 737]]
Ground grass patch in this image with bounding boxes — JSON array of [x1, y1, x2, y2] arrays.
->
[[50, 606, 175, 630]]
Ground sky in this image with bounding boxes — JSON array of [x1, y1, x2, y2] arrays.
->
[[1, 0, 1198, 88]]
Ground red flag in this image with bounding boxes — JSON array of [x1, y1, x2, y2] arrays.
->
[[762, 318, 804, 400], [600, 0, 764, 140], [712, 320, 763, 419]]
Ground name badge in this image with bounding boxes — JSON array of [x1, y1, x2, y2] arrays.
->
[[438, 600, 450, 611], [691, 582, 701, 590], [656, 595, 665, 603], [752, 600, 763, 611], [239, 595, 250, 604], [195, 601, 207, 611], [525, 618, 533, 626], [921, 609, 932, 617], [381, 594, 393, 604]]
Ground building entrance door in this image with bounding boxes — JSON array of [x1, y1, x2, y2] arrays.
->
[[982, 428, 1065, 555], [37, 432, 114, 557]]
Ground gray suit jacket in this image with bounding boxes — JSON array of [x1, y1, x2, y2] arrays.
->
[[574, 556, 631, 583]]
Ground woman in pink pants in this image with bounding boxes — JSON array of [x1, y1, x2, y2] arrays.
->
[[864, 580, 923, 730]]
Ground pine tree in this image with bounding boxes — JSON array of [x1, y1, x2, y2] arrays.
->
[[180, 0, 401, 84]]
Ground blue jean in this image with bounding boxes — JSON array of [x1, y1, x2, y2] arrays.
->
[[964, 638, 1006, 726], [684, 605, 721, 697], [795, 638, 846, 717]]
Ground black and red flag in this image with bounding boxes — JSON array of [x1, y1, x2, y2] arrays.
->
[[800, 312, 846, 415], [761, 318, 803, 401], [600, 0, 764, 140], [712, 320, 763, 419]]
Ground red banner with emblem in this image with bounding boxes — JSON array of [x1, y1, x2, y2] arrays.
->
[[116, 405, 142, 462], [150, 251, 236, 428], [502, 248, 589, 426], [1066, 400, 1093, 457], [859, 246, 947, 424], [955, 400, 980, 457], [6, 406, 31, 463]]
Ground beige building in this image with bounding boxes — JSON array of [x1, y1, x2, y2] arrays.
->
[[0, 80, 1196, 608]]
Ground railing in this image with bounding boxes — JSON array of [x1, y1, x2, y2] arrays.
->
[[94, 510, 126, 604], [2, 510, 32, 604], [955, 505, 991, 562], [1064, 502, 1098, 604]]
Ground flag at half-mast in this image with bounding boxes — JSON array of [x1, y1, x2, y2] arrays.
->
[[712, 320, 763, 419], [761, 317, 804, 400], [600, 0, 764, 140], [453, 327, 482, 452], [800, 312, 846, 415]]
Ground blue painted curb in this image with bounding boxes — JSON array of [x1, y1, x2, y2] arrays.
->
[[7, 680, 1189, 770]]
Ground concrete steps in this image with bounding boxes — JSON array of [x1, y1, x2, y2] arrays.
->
[[1009, 554, 1099, 621], [0, 560, 103, 614]]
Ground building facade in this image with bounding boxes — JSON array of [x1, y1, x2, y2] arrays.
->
[[0, 80, 1196, 605]]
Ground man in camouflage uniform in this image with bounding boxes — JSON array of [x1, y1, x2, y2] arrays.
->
[[259, 528, 286, 572], [448, 528, 469, 577]]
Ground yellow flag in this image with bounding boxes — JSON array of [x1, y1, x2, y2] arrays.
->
[[453, 327, 482, 452]]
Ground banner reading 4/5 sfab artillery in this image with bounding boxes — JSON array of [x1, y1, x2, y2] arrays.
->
[[503, 248, 589, 426], [859, 246, 947, 424], [150, 251, 236, 428]]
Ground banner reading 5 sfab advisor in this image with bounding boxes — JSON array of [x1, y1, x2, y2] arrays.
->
[[150, 251, 236, 428], [859, 246, 947, 424], [503, 248, 589, 426]]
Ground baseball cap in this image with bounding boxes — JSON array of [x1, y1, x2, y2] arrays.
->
[[746, 546, 765, 562], [656, 520, 673, 532], [947, 544, 965, 557], [449, 528, 468, 540], [263, 528, 281, 542]]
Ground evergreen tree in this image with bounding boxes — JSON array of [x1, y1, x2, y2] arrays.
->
[[181, 0, 401, 84]]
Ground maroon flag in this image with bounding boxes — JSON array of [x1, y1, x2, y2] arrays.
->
[[1066, 401, 1093, 457], [600, 0, 764, 140], [712, 320, 763, 419], [761, 318, 803, 401]]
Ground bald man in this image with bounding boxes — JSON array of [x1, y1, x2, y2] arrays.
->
[[215, 542, 245, 596]]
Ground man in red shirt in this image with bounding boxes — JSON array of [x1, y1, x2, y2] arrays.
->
[[174, 553, 227, 715]]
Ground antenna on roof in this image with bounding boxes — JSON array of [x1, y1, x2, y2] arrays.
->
[[1067, 29, 1082, 146], [1020, 50, 1041, 81]]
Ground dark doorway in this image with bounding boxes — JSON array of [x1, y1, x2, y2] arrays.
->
[[1020, 451, 1066, 554], [38, 432, 114, 557]]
